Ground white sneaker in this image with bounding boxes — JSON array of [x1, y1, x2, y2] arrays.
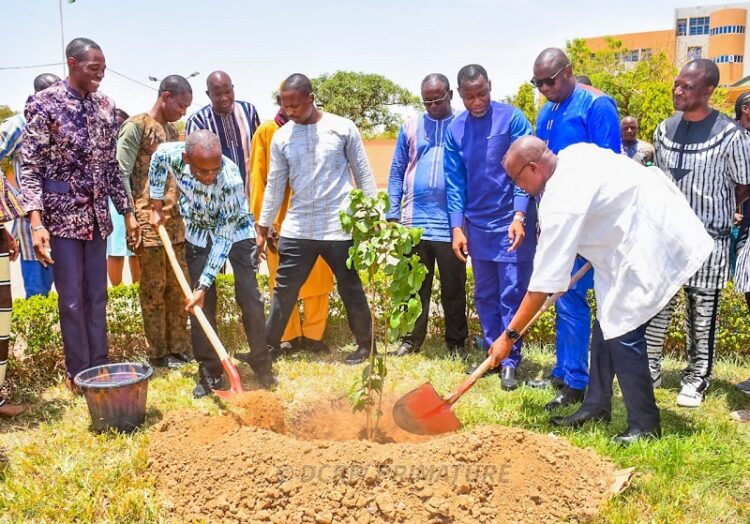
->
[[676, 384, 703, 408], [730, 409, 750, 422]]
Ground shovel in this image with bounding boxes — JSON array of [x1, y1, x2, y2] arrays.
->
[[157, 224, 244, 399], [393, 261, 593, 435]]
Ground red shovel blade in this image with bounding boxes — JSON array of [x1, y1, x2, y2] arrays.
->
[[213, 357, 244, 399], [392, 383, 462, 435]]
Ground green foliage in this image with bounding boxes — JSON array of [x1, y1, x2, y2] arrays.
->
[[340, 190, 427, 438], [512, 82, 539, 127], [566, 38, 677, 141], [0, 105, 18, 176], [311, 71, 421, 137]]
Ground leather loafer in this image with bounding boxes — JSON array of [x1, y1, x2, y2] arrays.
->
[[302, 337, 329, 353], [394, 341, 419, 357], [544, 386, 586, 411], [735, 378, 750, 396], [612, 426, 661, 445], [527, 375, 565, 390], [345, 345, 375, 365], [550, 407, 611, 427], [501, 367, 518, 391], [256, 371, 278, 390]]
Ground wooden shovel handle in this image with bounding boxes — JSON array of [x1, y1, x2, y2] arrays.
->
[[157, 225, 231, 363], [445, 261, 593, 405]]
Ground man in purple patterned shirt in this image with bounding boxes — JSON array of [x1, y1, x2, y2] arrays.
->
[[21, 37, 138, 390]]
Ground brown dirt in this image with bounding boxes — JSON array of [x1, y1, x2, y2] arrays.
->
[[148, 392, 618, 523]]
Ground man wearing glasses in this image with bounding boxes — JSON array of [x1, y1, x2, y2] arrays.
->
[[444, 64, 535, 390], [148, 130, 276, 397], [529, 48, 620, 413], [387, 73, 468, 357]]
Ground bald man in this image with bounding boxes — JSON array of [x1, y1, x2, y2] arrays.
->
[[1, 73, 60, 299], [149, 131, 276, 397], [186, 71, 260, 184], [531, 47, 620, 410], [496, 136, 713, 444], [620, 116, 654, 166]]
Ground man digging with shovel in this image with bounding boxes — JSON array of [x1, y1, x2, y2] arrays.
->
[[494, 136, 713, 444], [148, 130, 276, 397]]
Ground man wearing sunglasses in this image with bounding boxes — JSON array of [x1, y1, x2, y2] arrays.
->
[[387, 73, 468, 358], [149, 130, 276, 397], [444, 64, 536, 390], [529, 47, 620, 412]]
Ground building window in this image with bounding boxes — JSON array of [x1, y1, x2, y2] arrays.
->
[[710, 24, 746, 35], [689, 16, 710, 35], [713, 55, 744, 63], [688, 46, 703, 60], [677, 18, 687, 36], [641, 48, 653, 60], [622, 49, 640, 62]]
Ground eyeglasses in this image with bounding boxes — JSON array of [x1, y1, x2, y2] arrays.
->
[[509, 161, 533, 182], [530, 64, 569, 88], [422, 92, 450, 107]]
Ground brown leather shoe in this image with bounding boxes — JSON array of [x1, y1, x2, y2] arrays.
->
[[65, 377, 83, 396], [0, 400, 29, 418]]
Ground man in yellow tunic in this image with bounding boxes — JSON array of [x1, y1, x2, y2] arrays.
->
[[249, 105, 334, 355]]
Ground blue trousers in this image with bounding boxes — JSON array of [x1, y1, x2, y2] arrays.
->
[[20, 260, 54, 298], [552, 256, 594, 390], [582, 321, 660, 432], [50, 231, 109, 379], [473, 259, 533, 369]]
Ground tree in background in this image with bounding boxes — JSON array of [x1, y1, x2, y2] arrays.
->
[[311, 71, 421, 138], [565, 38, 732, 141], [512, 82, 538, 127]]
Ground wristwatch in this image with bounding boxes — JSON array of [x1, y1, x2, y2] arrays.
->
[[194, 283, 209, 293], [504, 327, 520, 341], [31, 225, 47, 232], [512, 214, 527, 226]]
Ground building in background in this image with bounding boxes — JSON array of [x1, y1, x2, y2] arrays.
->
[[584, 3, 750, 100]]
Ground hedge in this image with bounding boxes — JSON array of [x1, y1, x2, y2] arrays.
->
[[5, 271, 750, 396]]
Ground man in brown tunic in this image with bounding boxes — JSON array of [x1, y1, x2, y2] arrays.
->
[[117, 75, 194, 368]]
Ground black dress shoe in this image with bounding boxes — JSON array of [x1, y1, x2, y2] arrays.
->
[[544, 386, 585, 411], [736, 378, 750, 396], [345, 345, 375, 365], [550, 407, 611, 427], [173, 352, 194, 363], [501, 367, 518, 391], [256, 371, 278, 390], [394, 341, 419, 357], [280, 340, 295, 352], [301, 337, 329, 353], [447, 343, 467, 358], [612, 426, 661, 445], [150, 355, 186, 369], [192, 374, 226, 398], [527, 375, 565, 390]]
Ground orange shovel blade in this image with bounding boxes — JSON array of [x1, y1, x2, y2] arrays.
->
[[392, 383, 462, 435], [213, 357, 244, 399]]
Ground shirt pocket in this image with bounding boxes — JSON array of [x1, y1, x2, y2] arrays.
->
[[486, 132, 511, 166]]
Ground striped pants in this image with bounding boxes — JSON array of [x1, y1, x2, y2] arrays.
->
[[645, 286, 720, 391], [0, 226, 13, 407]]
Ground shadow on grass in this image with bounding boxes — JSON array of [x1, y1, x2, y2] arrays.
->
[[0, 395, 73, 434]]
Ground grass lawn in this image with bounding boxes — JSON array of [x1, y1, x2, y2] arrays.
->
[[0, 335, 748, 523]]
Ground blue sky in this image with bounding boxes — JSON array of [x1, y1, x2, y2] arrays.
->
[[0, 0, 735, 119]]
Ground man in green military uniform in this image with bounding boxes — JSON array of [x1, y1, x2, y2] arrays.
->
[[118, 75, 194, 368]]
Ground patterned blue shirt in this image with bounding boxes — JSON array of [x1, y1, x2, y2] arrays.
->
[[148, 142, 254, 288]]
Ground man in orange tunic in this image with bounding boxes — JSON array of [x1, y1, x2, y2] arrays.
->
[[249, 101, 334, 356]]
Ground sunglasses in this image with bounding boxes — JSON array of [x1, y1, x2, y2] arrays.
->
[[422, 92, 450, 107], [530, 64, 569, 88]]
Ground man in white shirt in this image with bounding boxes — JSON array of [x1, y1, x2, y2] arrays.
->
[[256, 73, 378, 365], [494, 136, 713, 444]]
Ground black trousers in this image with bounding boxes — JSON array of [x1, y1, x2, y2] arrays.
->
[[267, 237, 372, 349], [404, 239, 467, 348], [582, 321, 660, 432], [185, 238, 270, 377]]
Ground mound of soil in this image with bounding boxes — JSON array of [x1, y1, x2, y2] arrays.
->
[[148, 392, 618, 523]]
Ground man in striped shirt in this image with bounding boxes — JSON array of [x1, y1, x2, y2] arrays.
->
[[0, 73, 59, 298], [186, 71, 260, 184], [257, 73, 378, 365], [387, 73, 467, 357], [148, 131, 275, 397], [649, 59, 750, 408]]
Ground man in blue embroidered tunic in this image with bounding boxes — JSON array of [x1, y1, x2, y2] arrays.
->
[[148, 131, 276, 397], [444, 64, 535, 390], [387, 73, 467, 357], [532, 47, 621, 411]]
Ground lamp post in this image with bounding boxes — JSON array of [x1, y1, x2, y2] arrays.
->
[[148, 72, 200, 83]]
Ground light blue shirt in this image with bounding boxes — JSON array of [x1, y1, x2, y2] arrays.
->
[[149, 142, 253, 288]]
